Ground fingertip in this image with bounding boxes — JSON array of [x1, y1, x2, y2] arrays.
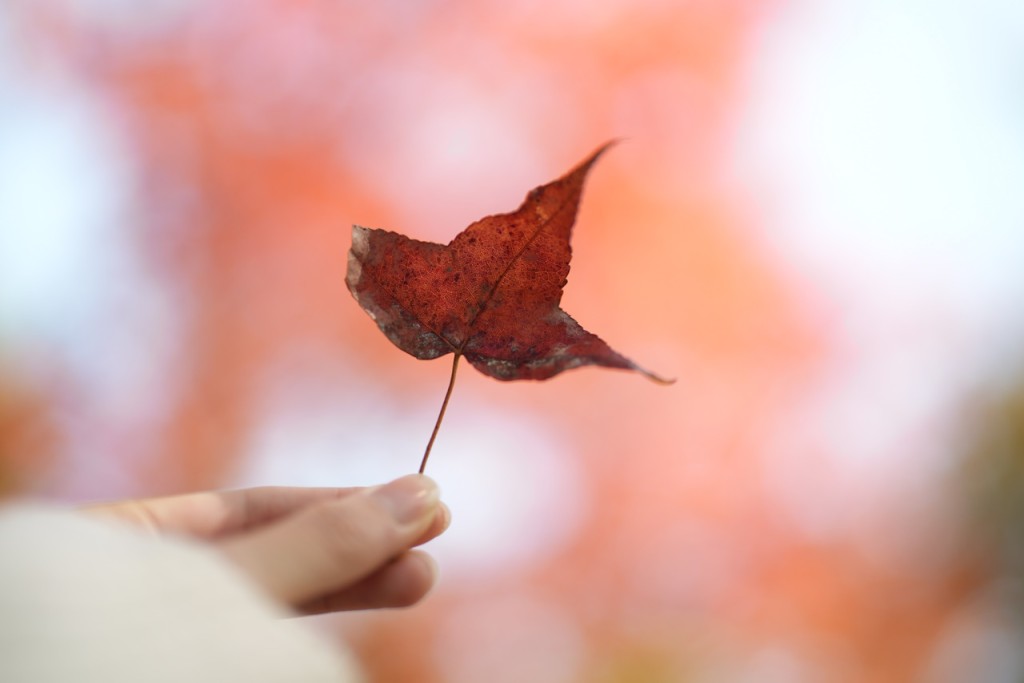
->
[[415, 550, 439, 585], [384, 551, 439, 608], [413, 502, 451, 547], [299, 550, 439, 614], [437, 502, 452, 532], [370, 474, 441, 526]]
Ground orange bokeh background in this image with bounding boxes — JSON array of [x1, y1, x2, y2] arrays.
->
[[3, 1, 1023, 681]]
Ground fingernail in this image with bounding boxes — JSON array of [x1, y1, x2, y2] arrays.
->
[[371, 474, 440, 525]]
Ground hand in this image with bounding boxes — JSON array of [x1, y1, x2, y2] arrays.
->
[[84, 474, 449, 615]]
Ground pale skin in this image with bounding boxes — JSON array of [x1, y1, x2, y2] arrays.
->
[[84, 474, 449, 615]]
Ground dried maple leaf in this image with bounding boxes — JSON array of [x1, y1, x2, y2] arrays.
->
[[346, 142, 672, 472]]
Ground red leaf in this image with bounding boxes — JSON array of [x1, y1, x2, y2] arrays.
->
[[346, 142, 672, 470]]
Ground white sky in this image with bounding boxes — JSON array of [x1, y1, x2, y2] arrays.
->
[[731, 0, 1024, 495]]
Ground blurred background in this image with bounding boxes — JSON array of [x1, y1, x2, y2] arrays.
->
[[2, 0, 1024, 681]]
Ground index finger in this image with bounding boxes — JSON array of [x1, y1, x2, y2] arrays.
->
[[84, 486, 363, 539]]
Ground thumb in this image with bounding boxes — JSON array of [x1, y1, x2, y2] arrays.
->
[[220, 474, 441, 607]]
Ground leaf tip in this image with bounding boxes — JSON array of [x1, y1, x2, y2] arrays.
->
[[579, 139, 620, 171], [625, 357, 674, 385], [640, 368, 676, 386]]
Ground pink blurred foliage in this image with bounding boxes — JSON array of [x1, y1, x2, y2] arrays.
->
[[1, 0, 1011, 681]]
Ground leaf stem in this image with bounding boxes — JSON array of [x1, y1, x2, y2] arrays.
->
[[420, 352, 461, 474]]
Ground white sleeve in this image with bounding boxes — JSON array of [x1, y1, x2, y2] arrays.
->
[[0, 503, 363, 683]]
